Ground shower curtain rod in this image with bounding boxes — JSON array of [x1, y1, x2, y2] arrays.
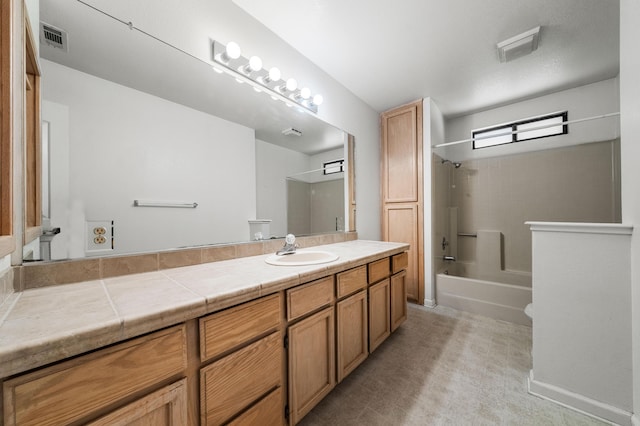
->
[[433, 112, 620, 149]]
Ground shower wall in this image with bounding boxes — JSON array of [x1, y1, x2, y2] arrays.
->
[[435, 139, 621, 275]]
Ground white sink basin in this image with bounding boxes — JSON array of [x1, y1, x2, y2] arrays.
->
[[265, 250, 339, 266]]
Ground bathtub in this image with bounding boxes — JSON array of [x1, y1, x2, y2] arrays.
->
[[435, 263, 532, 326]]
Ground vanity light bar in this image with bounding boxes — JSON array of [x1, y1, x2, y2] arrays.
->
[[211, 40, 322, 114], [133, 200, 198, 208]]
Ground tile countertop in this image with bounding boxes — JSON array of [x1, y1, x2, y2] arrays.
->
[[0, 240, 408, 378]]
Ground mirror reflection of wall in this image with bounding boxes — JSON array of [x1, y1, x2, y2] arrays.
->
[[286, 176, 345, 235], [256, 141, 346, 238]]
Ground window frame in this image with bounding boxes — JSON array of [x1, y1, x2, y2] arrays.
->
[[472, 111, 568, 150]]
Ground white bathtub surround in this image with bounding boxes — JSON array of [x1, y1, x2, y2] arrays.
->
[[435, 229, 532, 325], [527, 222, 633, 425], [436, 273, 532, 325]]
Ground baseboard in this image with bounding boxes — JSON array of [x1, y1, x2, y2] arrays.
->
[[528, 370, 633, 426], [423, 298, 436, 308]]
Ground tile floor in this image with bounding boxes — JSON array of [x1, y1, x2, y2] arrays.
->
[[299, 305, 608, 426]]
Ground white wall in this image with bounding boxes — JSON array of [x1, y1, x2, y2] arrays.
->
[[42, 60, 257, 256], [620, 1, 640, 424], [442, 78, 620, 162]]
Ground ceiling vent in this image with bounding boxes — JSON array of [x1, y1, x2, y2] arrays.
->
[[497, 26, 540, 63], [40, 22, 68, 52], [282, 127, 303, 137]]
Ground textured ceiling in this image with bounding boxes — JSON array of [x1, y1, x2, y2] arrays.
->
[[233, 0, 620, 116]]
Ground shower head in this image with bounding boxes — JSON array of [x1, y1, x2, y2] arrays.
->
[[441, 159, 462, 168]]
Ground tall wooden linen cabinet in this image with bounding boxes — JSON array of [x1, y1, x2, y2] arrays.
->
[[381, 100, 424, 303]]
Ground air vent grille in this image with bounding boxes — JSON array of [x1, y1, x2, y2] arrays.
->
[[40, 22, 68, 52], [282, 127, 303, 137]]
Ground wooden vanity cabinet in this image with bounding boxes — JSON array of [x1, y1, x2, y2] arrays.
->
[[2, 252, 408, 426], [2, 325, 187, 426]]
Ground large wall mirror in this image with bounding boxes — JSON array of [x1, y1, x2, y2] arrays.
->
[[26, 1, 354, 261]]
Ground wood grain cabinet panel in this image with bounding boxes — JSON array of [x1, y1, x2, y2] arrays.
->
[[336, 290, 368, 382], [286, 276, 334, 321], [381, 103, 420, 203], [381, 100, 424, 304], [228, 387, 283, 426], [87, 379, 188, 426], [369, 278, 391, 353], [200, 294, 281, 362], [3, 325, 186, 426], [384, 204, 420, 302], [336, 265, 367, 298], [391, 270, 408, 331], [392, 252, 409, 275], [200, 331, 282, 426], [288, 307, 335, 425], [368, 257, 390, 284]]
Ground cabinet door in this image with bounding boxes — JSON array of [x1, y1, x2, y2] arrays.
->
[[381, 102, 421, 203], [384, 204, 421, 302], [288, 307, 335, 425], [87, 379, 187, 426], [336, 290, 368, 382], [369, 278, 391, 352], [391, 270, 408, 331]]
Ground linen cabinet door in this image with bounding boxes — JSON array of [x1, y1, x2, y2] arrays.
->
[[288, 307, 335, 425]]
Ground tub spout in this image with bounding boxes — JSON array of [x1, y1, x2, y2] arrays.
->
[[443, 255, 456, 262]]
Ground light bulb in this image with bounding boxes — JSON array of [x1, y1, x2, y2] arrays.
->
[[312, 94, 324, 106], [240, 56, 263, 75], [300, 87, 311, 99], [286, 78, 297, 91], [248, 56, 262, 72], [225, 41, 241, 60], [268, 67, 281, 81]]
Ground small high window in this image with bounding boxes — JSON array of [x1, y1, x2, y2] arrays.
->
[[473, 111, 568, 150], [323, 159, 344, 175]]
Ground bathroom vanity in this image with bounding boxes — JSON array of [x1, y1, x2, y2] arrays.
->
[[0, 240, 408, 425]]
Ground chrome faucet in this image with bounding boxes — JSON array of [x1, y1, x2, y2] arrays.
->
[[276, 234, 298, 255]]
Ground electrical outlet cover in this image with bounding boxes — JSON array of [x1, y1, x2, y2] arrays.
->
[[86, 220, 114, 253]]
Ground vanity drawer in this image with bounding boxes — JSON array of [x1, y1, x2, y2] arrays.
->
[[227, 387, 283, 426], [368, 257, 390, 284], [3, 325, 186, 426], [287, 276, 334, 321], [392, 252, 409, 274], [337, 265, 367, 299], [200, 331, 282, 426], [200, 294, 282, 362]]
